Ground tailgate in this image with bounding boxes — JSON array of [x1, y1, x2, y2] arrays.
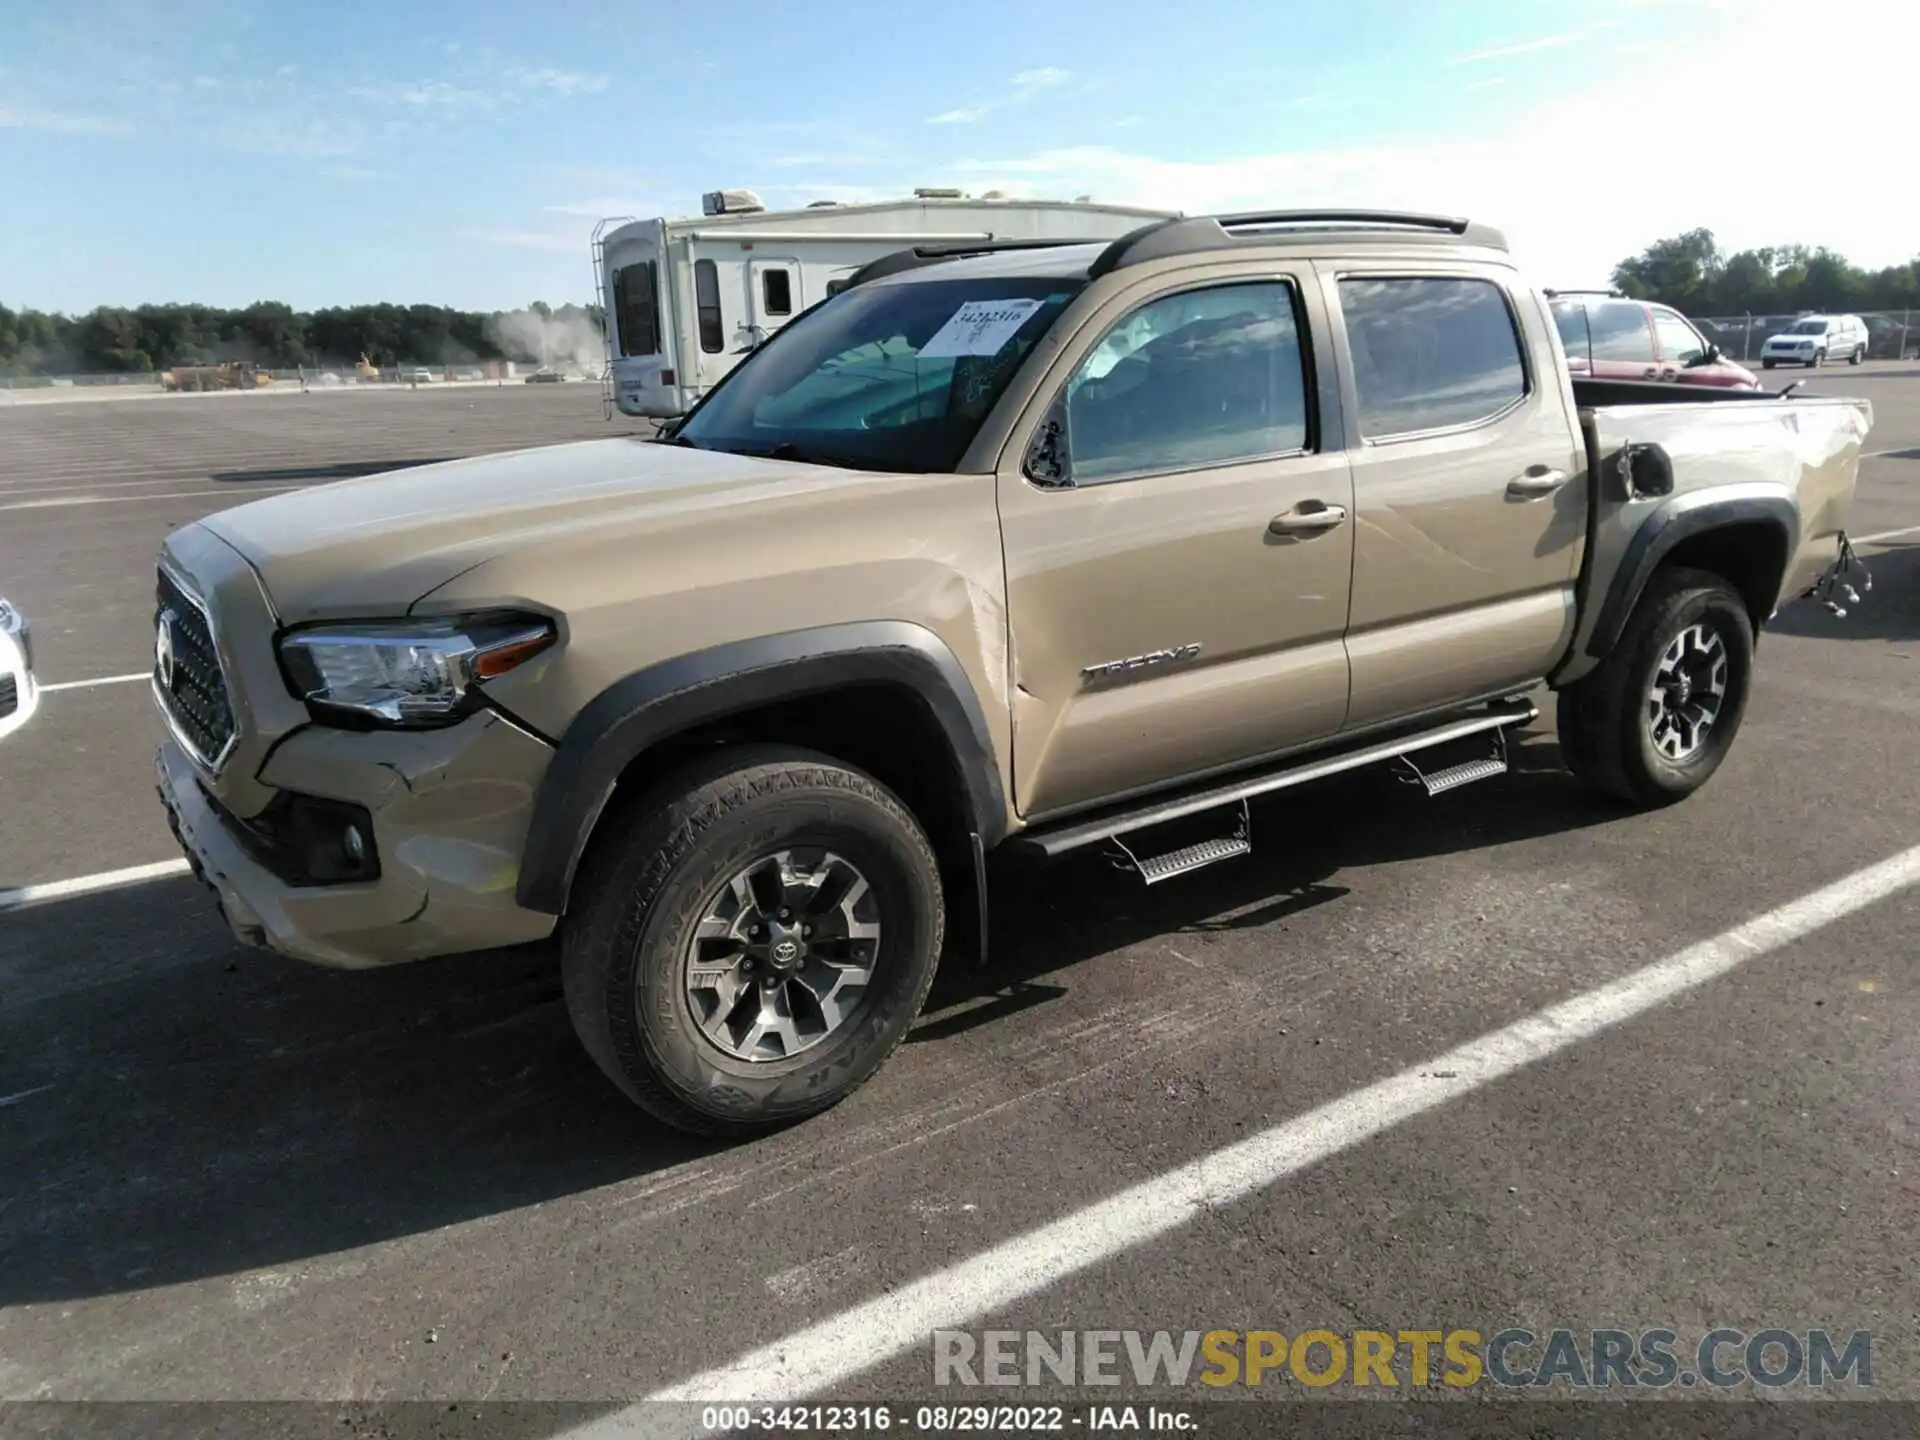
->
[[1570, 394, 1873, 661]]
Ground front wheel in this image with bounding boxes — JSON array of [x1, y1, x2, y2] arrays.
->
[[1761, 359, 1776, 370], [562, 745, 945, 1136], [1809, 350, 1824, 368], [1556, 567, 1754, 808]]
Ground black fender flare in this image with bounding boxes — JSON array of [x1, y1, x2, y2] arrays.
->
[[515, 620, 1008, 915], [1583, 491, 1798, 662]]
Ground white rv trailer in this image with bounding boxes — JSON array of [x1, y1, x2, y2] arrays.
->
[[592, 188, 1177, 420]]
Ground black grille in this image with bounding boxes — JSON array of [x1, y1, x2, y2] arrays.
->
[[155, 569, 235, 765], [0, 673, 16, 719]]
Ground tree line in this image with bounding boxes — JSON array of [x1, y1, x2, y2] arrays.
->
[[1611, 230, 1920, 316], [0, 300, 605, 378], [5, 230, 1917, 376]]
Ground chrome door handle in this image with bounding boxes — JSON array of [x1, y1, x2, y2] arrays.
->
[[1269, 503, 1348, 535], [1506, 468, 1569, 498]]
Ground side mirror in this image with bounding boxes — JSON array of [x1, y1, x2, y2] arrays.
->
[[1616, 441, 1674, 500]]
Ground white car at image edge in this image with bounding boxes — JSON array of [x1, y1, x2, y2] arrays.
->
[[0, 598, 39, 743]]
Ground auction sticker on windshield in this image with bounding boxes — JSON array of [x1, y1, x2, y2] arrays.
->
[[918, 298, 1045, 358]]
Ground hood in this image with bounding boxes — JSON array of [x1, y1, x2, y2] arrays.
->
[[1766, 332, 1821, 346], [199, 437, 867, 623]]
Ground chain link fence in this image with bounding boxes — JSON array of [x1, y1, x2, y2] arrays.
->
[[1692, 310, 1919, 363]]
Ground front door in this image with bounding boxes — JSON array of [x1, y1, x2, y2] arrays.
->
[[997, 271, 1354, 818], [1583, 298, 1661, 382], [1329, 267, 1587, 729], [747, 257, 800, 348]]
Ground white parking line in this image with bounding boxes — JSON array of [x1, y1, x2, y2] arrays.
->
[[0, 859, 191, 913], [39, 673, 149, 693], [1855, 524, 1920, 547], [567, 841, 1920, 1434]]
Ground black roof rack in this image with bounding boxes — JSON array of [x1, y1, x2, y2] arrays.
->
[[1088, 208, 1506, 279], [1542, 287, 1626, 300], [840, 239, 1091, 291]]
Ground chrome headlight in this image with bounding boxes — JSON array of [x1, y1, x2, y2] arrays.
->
[[280, 613, 555, 727]]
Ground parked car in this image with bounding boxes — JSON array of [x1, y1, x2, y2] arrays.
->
[[403, 368, 436, 384], [453, 368, 486, 382], [524, 367, 565, 384], [1761, 314, 1870, 369], [1549, 290, 1759, 388], [0, 597, 39, 744], [151, 208, 1873, 1136]]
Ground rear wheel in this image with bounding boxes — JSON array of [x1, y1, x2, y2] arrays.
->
[[1557, 567, 1754, 808], [562, 745, 944, 1136], [1850, 345, 1865, 365]]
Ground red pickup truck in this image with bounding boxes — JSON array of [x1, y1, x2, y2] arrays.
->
[[1549, 290, 1758, 389]]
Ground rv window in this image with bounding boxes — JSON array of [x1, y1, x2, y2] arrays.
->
[[762, 269, 794, 317], [695, 259, 724, 354], [612, 260, 661, 358]]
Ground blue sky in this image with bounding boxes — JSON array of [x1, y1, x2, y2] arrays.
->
[[3, 0, 1911, 313]]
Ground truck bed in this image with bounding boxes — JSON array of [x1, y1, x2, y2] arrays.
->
[[1563, 379, 1873, 672]]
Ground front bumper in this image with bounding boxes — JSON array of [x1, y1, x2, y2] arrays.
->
[[0, 598, 38, 744], [155, 709, 560, 969]]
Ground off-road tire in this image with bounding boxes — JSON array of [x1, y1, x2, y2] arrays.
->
[[561, 744, 944, 1137], [1556, 567, 1754, 808]]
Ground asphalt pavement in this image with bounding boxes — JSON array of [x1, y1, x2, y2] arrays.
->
[[0, 372, 1915, 1427]]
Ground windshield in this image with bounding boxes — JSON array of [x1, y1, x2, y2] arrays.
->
[[1787, 319, 1829, 334], [673, 275, 1084, 472]]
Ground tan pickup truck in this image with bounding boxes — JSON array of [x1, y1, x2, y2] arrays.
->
[[151, 209, 1874, 1135]]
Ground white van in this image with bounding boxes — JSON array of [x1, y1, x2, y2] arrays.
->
[[1761, 313, 1870, 368], [594, 189, 1177, 419]]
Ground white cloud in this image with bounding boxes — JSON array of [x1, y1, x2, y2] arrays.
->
[[348, 78, 488, 109], [510, 66, 609, 97], [928, 67, 1075, 124], [944, 1, 1917, 287], [1451, 32, 1588, 64], [463, 228, 584, 254], [0, 102, 132, 134]]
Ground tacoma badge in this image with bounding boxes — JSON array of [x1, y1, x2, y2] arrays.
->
[[1081, 642, 1202, 683]]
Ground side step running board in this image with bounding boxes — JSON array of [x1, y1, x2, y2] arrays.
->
[[1014, 698, 1538, 861], [1396, 725, 1512, 796]]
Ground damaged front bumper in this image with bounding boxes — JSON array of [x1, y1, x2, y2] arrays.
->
[[155, 707, 560, 969]]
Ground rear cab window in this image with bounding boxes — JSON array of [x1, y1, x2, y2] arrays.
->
[[1337, 276, 1528, 437]]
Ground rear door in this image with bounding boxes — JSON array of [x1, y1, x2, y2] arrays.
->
[[1329, 266, 1587, 730], [1584, 299, 1661, 381]]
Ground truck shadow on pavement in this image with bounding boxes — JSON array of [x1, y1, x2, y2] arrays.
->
[[1766, 542, 1916, 644], [0, 729, 1624, 1307]]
